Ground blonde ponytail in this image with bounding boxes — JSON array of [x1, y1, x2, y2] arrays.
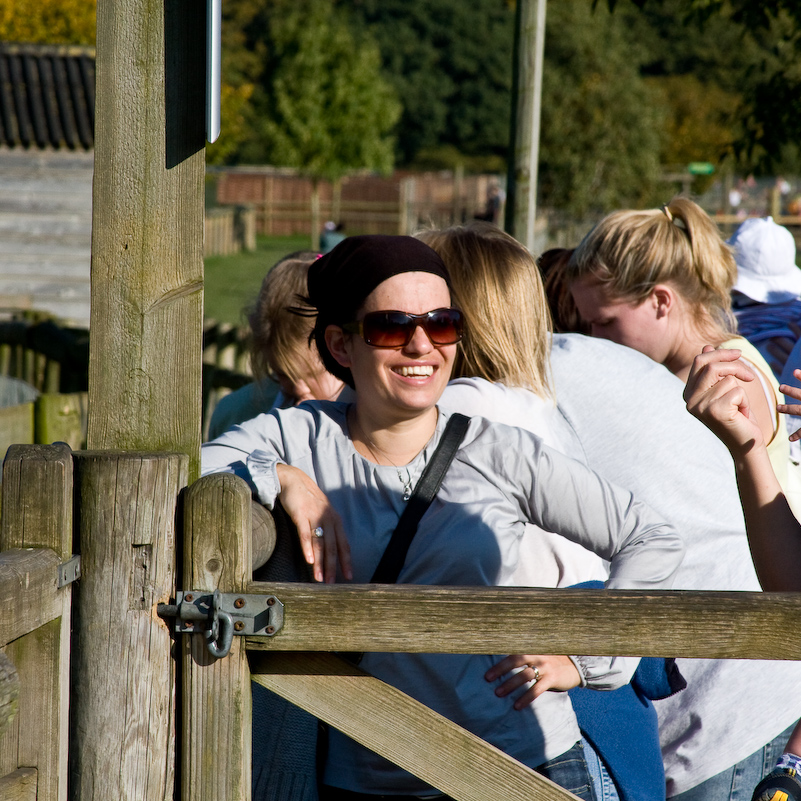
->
[[568, 196, 737, 339]]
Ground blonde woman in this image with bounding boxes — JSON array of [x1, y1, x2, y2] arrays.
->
[[208, 253, 346, 439], [419, 221, 801, 801], [565, 197, 801, 520]]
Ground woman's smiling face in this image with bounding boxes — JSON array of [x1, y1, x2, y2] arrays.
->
[[327, 272, 457, 422]]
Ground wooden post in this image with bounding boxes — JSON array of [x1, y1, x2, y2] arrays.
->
[[88, 0, 206, 481], [35, 394, 83, 450], [0, 653, 19, 737], [505, 0, 547, 251], [0, 443, 73, 801], [182, 473, 252, 801], [70, 451, 187, 801]]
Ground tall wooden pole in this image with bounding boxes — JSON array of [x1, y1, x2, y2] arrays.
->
[[88, 0, 206, 481], [505, 0, 547, 252]]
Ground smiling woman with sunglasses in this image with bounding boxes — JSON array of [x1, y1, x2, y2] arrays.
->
[[201, 235, 683, 801]]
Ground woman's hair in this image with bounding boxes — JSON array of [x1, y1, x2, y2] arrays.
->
[[246, 252, 319, 383], [567, 196, 737, 339], [537, 248, 589, 335], [417, 222, 552, 398]]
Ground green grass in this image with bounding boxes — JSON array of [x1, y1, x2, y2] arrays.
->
[[203, 234, 312, 326]]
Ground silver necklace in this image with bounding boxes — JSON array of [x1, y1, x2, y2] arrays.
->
[[357, 424, 416, 501]]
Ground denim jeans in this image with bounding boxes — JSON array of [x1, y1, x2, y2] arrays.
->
[[668, 721, 799, 801], [537, 741, 596, 801], [582, 737, 620, 801]]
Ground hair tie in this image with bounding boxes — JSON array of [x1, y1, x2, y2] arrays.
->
[[661, 204, 687, 231]]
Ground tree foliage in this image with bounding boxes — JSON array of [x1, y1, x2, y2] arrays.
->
[[221, 0, 401, 182], [0, 0, 96, 45], [604, 0, 801, 174], [537, 1, 666, 215], [346, 0, 515, 168]]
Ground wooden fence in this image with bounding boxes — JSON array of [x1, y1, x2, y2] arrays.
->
[[205, 206, 257, 258], [2, 451, 801, 800], [0, 316, 253, 442], [213, 169, 500, 237]]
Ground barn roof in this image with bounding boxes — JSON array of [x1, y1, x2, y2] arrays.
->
[[0, 42, 95, 150]]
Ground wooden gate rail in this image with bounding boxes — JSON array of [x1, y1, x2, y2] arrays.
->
[[0, 444, 72, 801], [244, 582, 801, 659]]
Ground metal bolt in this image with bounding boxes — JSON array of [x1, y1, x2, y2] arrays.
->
[[234, 621, 245, 632], [185, 593, 194, 602], [266, 626, 275, 635], [234, 597, 245, 609], [266, 597, 275, 606]]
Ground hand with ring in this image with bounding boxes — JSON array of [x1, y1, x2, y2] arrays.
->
[[484, 654, 581, 710], [275, 464, 352, 583]]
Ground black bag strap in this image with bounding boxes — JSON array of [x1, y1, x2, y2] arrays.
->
[[370, 412, 470, 584]]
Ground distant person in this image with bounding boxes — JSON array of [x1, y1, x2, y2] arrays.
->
[[729, 216, 801, 375], [207, 252, 346, 440], [474, 180, 505, 226], [320, 221, 346, 254]]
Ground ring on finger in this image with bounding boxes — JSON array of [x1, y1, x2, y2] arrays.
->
[[529, 665, 541, 684], [313, 526, 325, 539]]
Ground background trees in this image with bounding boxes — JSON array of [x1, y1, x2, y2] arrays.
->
[[5, 0, 800, 216], [0, 0, 96, 45]]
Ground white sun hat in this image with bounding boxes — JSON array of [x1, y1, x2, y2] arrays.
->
[[728, 216, 801, 303]]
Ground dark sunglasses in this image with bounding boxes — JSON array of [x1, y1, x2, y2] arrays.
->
[[341, 308, 464, 348]]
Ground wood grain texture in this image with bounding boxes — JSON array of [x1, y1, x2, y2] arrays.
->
[[0, 651, 19, 736], [0, 443, 72, 801], [245, 582, 801, 660], [71, 451, 186, 801], [251, 652, 577, 801], [251, 500, 276, 570], [0, 767, 37, 801], [88, 0, 205, 480], [0, 619, 67, 801], [0, 549, 61, 648], [1, 443, 72, 558], [182, 473, 252, 801]]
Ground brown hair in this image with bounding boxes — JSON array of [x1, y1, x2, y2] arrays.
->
[[567, 196, 737, 340], [417, 222, 552, 398], [246, 252, 319, 384], [537, 248, 589, 335]]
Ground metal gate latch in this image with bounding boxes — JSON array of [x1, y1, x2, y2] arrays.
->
[[58, 554, 82, 588], [158, 590, 284, 659]]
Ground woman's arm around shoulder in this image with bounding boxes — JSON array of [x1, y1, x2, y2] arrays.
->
[[685, 347, 801, 591]]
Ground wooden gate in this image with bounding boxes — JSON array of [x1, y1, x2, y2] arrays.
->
[[3, 450, 801, 800]]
